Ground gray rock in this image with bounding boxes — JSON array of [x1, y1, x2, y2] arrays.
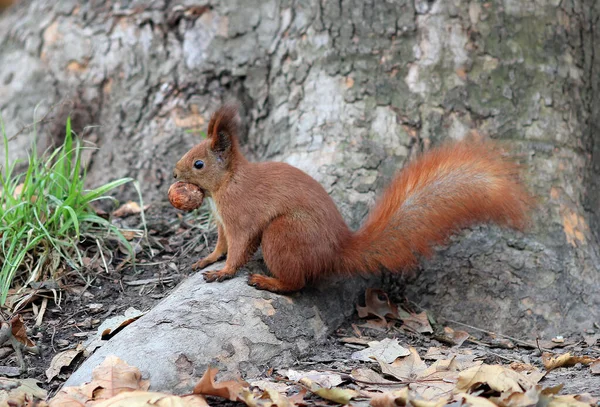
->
[[64, 262, 377, 392]]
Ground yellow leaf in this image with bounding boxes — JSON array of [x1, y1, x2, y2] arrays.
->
[[265, 387, 295, 407], [299, 377, 359, 404], [542, 352, 597, 371], [545, 394, 596, 407]]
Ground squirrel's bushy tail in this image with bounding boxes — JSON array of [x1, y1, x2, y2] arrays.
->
[[339, 140, 533, 274]]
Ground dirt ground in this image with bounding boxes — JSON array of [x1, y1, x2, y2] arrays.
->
[[2, 202, 599, 401]]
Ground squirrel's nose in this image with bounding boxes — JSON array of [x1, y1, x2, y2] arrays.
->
[[173, 170, 178, 179]]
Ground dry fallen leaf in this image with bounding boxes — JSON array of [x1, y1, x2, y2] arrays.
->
[[542, 352, 597, 371], [370, 388, 410, 407], [193, 367, 247, 401], [378, 347, 427, 381], [583, 333, 600, 347], [436, 326, 469, 347], [351, 338, 410, 363], [351, 367, 397, 386], [495, 384, 542, 407], [590, 361, 600, 375], [456, 364, 535, 393], [49, 386, 90, 407], [538, 339, 574, 350], [249, 380, 290, 393], [356, 289, 399, 325], [298, 377, 359, 405], [509, 362, 546, 384], [11, 314, 35, 347], [398, 310, 433, 334], [84, 355, 150, 399], [541, 392, 597, 407], [46, 344, 85, 382], [264, 387, 295, 407], [455, 393, 499, 407], [112, 201, 142, 218], [280, 369, 343, 388], [0, 378, 47, 406], [93, 390, 209, 407]]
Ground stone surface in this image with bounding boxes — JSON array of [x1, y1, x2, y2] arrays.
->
[[64, 262, 376, 392]]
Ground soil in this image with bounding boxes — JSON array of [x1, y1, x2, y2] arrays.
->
[[1, 202, 599, 401]]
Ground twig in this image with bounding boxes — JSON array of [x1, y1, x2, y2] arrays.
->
[[51, 326, 57, 353], [96, 238, 109, 274], [8, 101, 65, 141], [440, 317, 543, 350], [35, 297, 48, 327]]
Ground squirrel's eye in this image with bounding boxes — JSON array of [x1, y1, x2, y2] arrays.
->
[[193, 160, 204, 169]]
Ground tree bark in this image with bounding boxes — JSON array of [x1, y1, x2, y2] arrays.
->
[[0, 0, 598, 337]]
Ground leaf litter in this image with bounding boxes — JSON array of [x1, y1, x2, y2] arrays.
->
[[4, 283, 600, 406]]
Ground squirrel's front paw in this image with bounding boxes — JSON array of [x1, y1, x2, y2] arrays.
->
[[203, 269, 235, 283], [192, 258, 213, 270]]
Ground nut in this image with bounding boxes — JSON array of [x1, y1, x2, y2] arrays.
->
[[168, 182, 204, 211]]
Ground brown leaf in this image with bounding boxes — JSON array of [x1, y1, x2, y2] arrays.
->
[[456, 365, 536, 393], [338, 336, 370, 345], [436, 326, 469, 347], [351, 338, 410, 363], [399, 311, 433, 334], [84, 355, 149, 399], [45, 345, 84, 382], [359, 319, 393, 331], [542, 393, 597, 407], [351, 368, 397, 386], [356, 289, 399, 324], [48, 385, 90, 407], [378, 347, 427, 381], [11, 314, 35, 348], [112, 201, 142, 218], [542, 352, 597, 371], [287, 388, 307, 405], [370, 388, 410, 407], [193, 367, 247, 401], [509, 362, 546, 384]]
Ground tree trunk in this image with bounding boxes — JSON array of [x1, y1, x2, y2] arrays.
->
[[0, 0, 598, 337]]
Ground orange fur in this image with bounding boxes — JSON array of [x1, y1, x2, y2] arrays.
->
[[173, 104, 533, 293]]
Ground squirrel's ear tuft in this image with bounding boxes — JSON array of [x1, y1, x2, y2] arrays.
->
[[208, 103, 239, 154]]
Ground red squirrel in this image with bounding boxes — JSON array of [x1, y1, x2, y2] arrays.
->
[[173, 104, 532, 293]]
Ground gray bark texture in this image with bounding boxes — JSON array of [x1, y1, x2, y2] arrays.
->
[[0, 0, 599, 340]]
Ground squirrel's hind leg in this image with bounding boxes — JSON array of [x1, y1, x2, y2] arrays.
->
[[255, 214, 331, 293], [248, 274, 304, 292]]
